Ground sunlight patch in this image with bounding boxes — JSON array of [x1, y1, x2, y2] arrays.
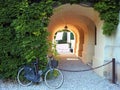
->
[[67, 58, 79, 60]]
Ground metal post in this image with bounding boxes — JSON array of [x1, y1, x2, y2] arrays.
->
[[112, 58, 116, 84]]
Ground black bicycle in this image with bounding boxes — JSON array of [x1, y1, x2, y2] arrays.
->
[[17, 56, 64, 89]]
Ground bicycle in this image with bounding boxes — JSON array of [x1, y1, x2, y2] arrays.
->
[[17, 56, 64, 89]]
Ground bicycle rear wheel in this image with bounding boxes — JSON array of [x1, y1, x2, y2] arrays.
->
[[17, 67, 32, 86], [44, 68, 64, 89]]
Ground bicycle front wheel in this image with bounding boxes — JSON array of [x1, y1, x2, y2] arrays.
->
[[17, 67, 32, 86], [44, 68, 64, 89]]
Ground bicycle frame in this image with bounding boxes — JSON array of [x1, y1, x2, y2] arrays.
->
[[35, 56, 52, 71], [24, 57, 53, 82], [33, 58, 39, 75], [17, 56, 63, 89]]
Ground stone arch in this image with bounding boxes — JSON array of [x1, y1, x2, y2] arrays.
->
[[51, 24, 80, 55], [48, 4, 101, 63]]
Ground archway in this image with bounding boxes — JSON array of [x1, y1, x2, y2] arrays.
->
[[54, 29, 75, 54], [48, 4, 101, 63]]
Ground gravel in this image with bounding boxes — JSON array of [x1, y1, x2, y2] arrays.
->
[[0, 54, 120, 90]]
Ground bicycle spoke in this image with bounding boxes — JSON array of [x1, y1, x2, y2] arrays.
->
[[17, 67, 32, 86], [44, 69, 64, 89]]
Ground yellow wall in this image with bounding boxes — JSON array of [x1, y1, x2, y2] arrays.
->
[[48, 4, 100, 63]]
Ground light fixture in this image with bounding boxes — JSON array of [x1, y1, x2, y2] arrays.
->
[[64, 25, 68, 30]]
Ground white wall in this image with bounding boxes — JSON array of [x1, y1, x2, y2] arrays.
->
[[111, 12, 120, 83], [92, 21, 105, 77], [93, 12, 120, 83], [103, 22, 120, 83], [104, 23, 120, 61], [113, 21, 120, 62]]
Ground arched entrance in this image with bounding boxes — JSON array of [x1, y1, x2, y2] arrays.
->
[[48, 4, 101, 63], [54, 29, 75, 54]]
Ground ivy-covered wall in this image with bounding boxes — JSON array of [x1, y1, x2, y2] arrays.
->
[[0, 0, 53, 79], [94, 0, 120, 35], [0, 0, 119, 80], [55, 0, 120, 35]]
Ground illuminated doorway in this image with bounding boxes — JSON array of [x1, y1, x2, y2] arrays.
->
[[54, 29, 75, 54]]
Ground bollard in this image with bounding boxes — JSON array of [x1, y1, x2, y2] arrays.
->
[[112, 58, 116, 84]]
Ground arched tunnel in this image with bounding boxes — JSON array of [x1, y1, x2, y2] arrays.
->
[[48, 4, 101, 63]]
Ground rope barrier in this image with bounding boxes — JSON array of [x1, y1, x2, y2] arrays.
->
[[58, 61, 112, 72], [58, 58, 116, 84]]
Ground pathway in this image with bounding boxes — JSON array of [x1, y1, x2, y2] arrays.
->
[[0, 54, 120, 90]]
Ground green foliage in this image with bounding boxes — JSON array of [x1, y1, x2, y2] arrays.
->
[[70, 32, 74, 40], [57, 0, 119, 36], [94, 0, 119, 35], [55, 0, 96, 4], [103, 22, 117, 36], [57, 31, 67, 44], [48, 41, 58, 57], [62, 32, 67, 43], [0, 0, 53, 79], [0, 0, 119, 80]]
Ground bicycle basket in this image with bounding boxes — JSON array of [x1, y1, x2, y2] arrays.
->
[[51, 60, 58, 68]]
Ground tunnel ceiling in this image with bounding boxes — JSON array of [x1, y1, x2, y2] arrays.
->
[[48, 4, 98, 32]]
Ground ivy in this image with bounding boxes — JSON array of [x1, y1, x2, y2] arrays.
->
[[55, 0, 120, 35], [0, 0, 53, 79], [94, 0, 120, 35], [0, 0, 119, 80], [102, 22, 117, 35]]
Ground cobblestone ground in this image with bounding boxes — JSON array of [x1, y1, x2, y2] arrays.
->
[[0, 54, 120, 90]]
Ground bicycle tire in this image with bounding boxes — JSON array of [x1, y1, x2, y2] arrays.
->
[[17, 67, 32, 86], [44, 68, 64, 89]]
